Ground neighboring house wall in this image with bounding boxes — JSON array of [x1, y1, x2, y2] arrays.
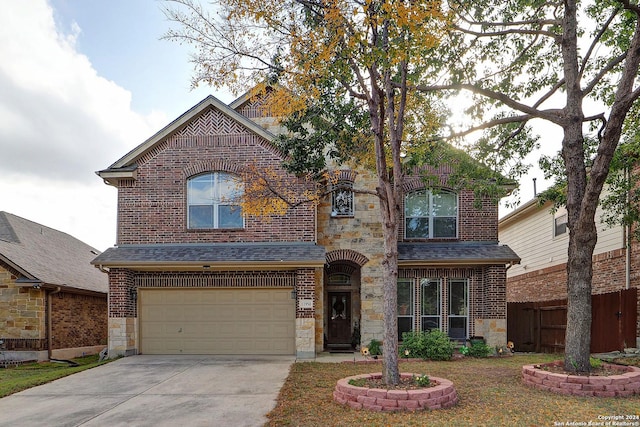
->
[[501, 200, 628, 302], [499, 198, 640, 348], [51, 292, 107, 350], [501, 202, 625, 287], [0, 265, 45, 343]]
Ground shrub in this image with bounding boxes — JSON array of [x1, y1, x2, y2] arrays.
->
[[467, 341, 493, 358], [368, 339, 382, 356], [400, 330, 453, 361]]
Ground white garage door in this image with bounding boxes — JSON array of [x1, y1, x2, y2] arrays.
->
[[139, 288, 295, 355]]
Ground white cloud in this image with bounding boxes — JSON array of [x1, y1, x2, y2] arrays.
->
[[0, 0, 163, 181], [0, 0, 172, 250]]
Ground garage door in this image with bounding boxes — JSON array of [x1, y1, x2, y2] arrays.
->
[[139, 288, 295, 355]]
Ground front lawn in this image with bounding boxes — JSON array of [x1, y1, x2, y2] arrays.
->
[[266, 354, 640, 426], [0, 355, 109, 398]]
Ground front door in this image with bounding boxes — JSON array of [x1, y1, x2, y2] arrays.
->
[[327, 292, 351, 347]]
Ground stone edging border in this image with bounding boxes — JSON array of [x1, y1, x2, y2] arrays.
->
[[522, 362, 640, 397], [333, 372, 458, 411]]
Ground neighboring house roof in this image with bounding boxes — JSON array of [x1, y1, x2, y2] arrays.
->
[[97, 94, 278, 185], [0, 212, 107, 294], [398, 242, 520, 266], [91, 243, 326, 270], [498, 198, 551, 228]]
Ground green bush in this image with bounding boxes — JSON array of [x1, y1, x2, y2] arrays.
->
[[468, 341, 492, 358], [400, 330, 453, 361], [368, 339, 382, 356]]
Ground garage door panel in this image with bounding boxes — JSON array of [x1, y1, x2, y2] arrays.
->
[[140, 288, 295, 355]]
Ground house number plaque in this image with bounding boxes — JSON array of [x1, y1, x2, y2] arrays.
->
[[298, 299, 313, 309]]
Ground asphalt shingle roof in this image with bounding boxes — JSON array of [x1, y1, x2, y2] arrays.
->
[[91, 242, 326, 266], [398, 242, 520, 264], [0, 212, 107, 293]]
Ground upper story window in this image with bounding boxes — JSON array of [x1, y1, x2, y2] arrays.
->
[[187, 172, 243, 229], [405, 189, 458, 239], [554, 213, 567, 237], [331, 181, 354, 217]]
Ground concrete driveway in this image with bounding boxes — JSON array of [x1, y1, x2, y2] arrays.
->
[[0, 355, 294, 427]]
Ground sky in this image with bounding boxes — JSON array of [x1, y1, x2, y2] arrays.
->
[[0, 0, 553, 252]]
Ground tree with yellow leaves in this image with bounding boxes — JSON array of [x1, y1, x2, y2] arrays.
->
[[163, 0, 503, 384]]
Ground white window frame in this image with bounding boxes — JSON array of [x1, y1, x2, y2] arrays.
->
[[404, 189, 458, 239], [187, 172, 244, 229]]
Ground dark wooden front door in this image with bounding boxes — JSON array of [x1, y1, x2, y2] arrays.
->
[[327, 292, 351, 347]]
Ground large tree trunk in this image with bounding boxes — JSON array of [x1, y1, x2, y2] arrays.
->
[[381, 215, 400, 384]]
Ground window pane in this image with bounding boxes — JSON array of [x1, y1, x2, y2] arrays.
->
[[398, 317, 413, 338], [397, 281, 413, 314], [448, 317, 467, 339], [421, 279, 440, 315], [449, 280, 468, 315], [433, 192, 457, 216], [433, 217, 457, 238], [405, 192, 429, 217], [406, 217, 429, 238], [218, 173, 241, 202], [188, 175, 213, 204], [189, 205, 214, 229], [218, 205, 243, 228], [422, 316, 440, 331]]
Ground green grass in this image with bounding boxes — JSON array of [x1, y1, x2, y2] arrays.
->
[[266, 354, 640, 426], [0, 355, 110, 398]]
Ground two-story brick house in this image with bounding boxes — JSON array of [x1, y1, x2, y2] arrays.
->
[[92, 90, 520, 358]]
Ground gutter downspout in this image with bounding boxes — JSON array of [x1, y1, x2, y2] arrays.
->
[[47, 286, 61, 360], [625, 166, 631, 290]]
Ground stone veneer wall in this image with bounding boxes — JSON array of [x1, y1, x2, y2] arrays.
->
[[0, 265, 45, 340], [316, 167, 508, 350], [317, 169, 386, 348]]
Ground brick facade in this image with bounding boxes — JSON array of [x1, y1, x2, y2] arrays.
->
[[116, 108, 316, 246], [51, 292, 107, 350], [101, 95, 513, 357]]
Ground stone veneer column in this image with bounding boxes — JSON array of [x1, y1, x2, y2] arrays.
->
[[474, 265, 507, 347], [107, 268, 138, 357], [296, 268, 319, 359]]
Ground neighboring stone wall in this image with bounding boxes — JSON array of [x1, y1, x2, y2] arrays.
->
[[50, 292, 107, 350], [0, 265, 45, 340]]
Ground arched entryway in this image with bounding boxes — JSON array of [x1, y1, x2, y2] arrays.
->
[[324, 250, 368, 351]]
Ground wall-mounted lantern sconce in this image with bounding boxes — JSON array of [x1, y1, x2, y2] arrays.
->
[[290, 289, 297, 300], [129, 287, 137, 303]]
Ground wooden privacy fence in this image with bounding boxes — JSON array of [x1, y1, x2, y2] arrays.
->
[[507, 288, 637, 353]]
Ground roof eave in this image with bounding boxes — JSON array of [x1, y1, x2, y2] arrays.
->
[[96, 168, 137, 186], [398, 258, 520, 267], [92, 260, 326, 271]]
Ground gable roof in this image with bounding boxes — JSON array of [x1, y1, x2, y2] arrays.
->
[[0, 212, 107, 294], [97, 94, 278, 184]]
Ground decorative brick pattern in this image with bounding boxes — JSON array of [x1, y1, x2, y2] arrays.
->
[[334, 373, 458, 411], [522, 362, 640, 397]]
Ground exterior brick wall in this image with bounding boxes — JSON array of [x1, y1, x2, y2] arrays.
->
[[51, 292, 107, 349], [108, 268, 136, 318], [115, 108, 316, 245]]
